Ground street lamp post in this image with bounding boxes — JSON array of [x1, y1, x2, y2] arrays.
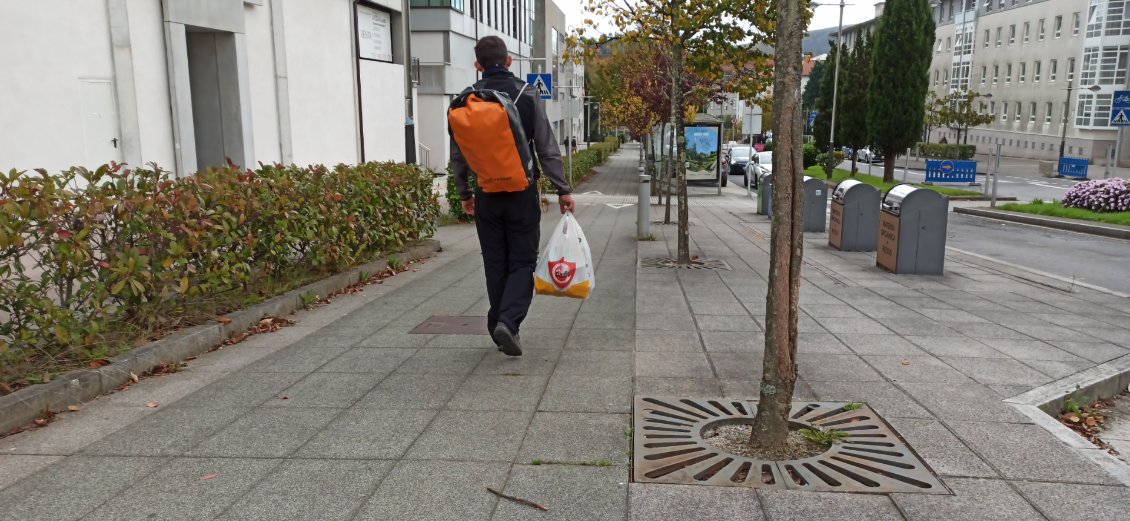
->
[[1059, 82, 1102, 159], [814, 0, 850, 176]]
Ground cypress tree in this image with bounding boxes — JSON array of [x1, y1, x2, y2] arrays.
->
[[812, 43, 842, 154], [867, 0, 935, 182], [840, 32, 873, 177]]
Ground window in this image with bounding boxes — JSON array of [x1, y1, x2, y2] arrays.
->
[[981, 65, 988, 84], [984, 29, 990, 47], [993, 64, 1000, 83], [1015, 102, 1022, 122], [1076, 93, 1115, 126], [1023, 22, 1030, 43], [1020, 62, 1026, 82], [1002, 102, 1009, 122], [1068, 57, 1076, 81], [934, 70, 940, 86], [990, 101, 997, 118], [1045, 102, 1054, 123], [1105, 0, 1130, 35], [944, 69, 950, 85], [1055, 15, 1063, 37], [1006, 63, 1013, 83], [996, 27, 1003, 46], [1030, 102, 1037, 123], [1038, 18, 1046, 40], [1034, 60, 1041, 81], [1081, 45, 1130, 85], [1009, 24, 1016, 44], [1074, 12, 1081, 35], [936, 39, 943, 53], [1050, 59, 1058, 81], [1087, 2, 1105, 37], [946, 37, 952, 51]]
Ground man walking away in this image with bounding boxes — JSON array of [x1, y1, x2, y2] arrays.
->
[[451, 36, 575, 357]]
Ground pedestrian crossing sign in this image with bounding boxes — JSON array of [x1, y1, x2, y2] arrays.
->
[[1111, 109, 1130, 126], [527, 73, 553, 100]]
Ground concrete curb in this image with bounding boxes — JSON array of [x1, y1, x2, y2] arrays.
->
[[817, 180, 1016, 202], [1004, 354, 1130, 487], [0, 240, 442, 435], [954, 206, 1130, 240]]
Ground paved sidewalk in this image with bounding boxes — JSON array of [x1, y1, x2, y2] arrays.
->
[[2, 145, 1130, 520]]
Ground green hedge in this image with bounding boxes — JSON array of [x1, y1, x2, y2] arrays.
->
[[916, 142, 976, 159], [1, 162, 438, 378]]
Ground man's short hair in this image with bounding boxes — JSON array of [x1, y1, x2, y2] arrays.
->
[[475, 36, 508, 68]]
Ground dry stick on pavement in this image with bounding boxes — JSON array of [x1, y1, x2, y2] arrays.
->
[[487, 487, 549, 512]]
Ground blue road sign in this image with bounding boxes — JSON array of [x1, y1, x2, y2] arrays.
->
[[808, 111, 817, 126], [1058, 157, 1089, 179], [925, 159, 976, 183], [1111, 91, 1130, 126], [527, 73, 553, 100]]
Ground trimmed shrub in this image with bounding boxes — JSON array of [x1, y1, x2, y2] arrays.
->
[[1062, 178, 1130, 212], [803, 143, 819, 169], [445, 164, 477, 221], [916, 142, 976, 159], [0, 161, 438, 379]]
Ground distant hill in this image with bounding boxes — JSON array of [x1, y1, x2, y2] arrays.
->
[[803, 26, 839, 56]]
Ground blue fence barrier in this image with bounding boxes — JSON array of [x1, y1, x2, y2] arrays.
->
[[1057, 157, 1089, 179], [925, 159, 976, 184]]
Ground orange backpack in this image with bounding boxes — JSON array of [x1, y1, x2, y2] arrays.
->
[[448, 83, 535, 193]]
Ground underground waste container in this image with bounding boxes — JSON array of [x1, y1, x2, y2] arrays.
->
[[802, 176, 828, 233], [757, 172, 773, 216], [828, 179, 880, 251], [876, 184, 949, 275]]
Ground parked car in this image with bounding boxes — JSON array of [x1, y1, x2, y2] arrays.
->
[[748, 151, 772, 188], [727, 146, 753, 185], [856, 146, 884, 164]]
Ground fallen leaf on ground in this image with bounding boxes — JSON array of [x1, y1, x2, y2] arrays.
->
[[277, 395, 288, 400], [146, 401, 158, 408], [487, 487, 548, 511], [129, 372, 139, 383], [67, 405, 80, 412], [216, 317, 232, 324], [198, 474, 220, 481], [901, 358, 911, 366], [33, 418, 48, 427]]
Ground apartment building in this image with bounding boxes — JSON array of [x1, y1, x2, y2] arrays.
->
[[410, 0, 584, 172], [929, 0, 1130, 164], [0, 0, 414, 176]]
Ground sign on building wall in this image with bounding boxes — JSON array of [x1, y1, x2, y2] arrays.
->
[[357, 5, 393, 63]]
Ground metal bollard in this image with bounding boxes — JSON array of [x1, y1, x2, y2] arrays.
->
[[638, 174, 651, 238], [902, 148, 910, 183]]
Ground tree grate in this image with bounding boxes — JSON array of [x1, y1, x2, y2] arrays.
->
[[638, 257, 731, 270], [632, 398, 950, 494]]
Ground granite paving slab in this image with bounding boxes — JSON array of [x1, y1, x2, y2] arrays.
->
[[494, 465, 629, 521], [891, 477, 1044, 521], [353, 460, 510, 521], [629, 484, 763, 520]]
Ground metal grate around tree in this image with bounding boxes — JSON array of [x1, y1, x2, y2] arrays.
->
[[638, 257, 732, 270], [633, 398, 949, 494]]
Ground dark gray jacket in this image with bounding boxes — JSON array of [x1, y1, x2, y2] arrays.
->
[[451, 69, 570, 200]]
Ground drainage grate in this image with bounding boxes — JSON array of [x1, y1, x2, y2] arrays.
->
[[633, 398, 949, 494], [409, 315, 488, 335], [639, 257, 732, 271]]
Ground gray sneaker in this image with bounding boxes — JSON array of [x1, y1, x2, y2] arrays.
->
[[492, 324, 523, 357]]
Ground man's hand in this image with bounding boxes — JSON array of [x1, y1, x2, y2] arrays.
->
[[461, 197, 475, 216], [558, 194, 575, 214]]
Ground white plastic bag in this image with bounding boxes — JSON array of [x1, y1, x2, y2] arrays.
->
[[534, 213, 594, 299]]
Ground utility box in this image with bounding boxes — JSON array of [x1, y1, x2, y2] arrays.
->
[[803, 176, 828, 233], [828, 179, 880, 251], [877, 184, 949, 275], [757, 172, 773, 216]]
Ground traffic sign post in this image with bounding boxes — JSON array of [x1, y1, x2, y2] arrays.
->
[[924, 159, 976, 184], [1110, 90, 1130, 174], [527, 73, 553, 100]]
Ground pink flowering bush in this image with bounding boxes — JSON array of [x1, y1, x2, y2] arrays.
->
[[1062, 178, 1130, 212]]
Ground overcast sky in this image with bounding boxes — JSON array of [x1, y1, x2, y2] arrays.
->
[[559, 0, 885, 37]]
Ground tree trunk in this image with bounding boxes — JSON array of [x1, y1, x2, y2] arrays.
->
[[750, 0, 804, 450], [670, 45, 691, 265], [664, 125, 673, 223], [850, 154, 858, 177], [883, 155, 896, 183]]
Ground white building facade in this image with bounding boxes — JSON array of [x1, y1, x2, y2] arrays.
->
[[0, 0, 415, 176], [410, 0, 584, 172], [928, 0, 1130, 164]]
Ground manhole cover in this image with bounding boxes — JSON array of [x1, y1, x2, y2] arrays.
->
[[409, 315, 488, 335], [639, 257, 731, 270], [633, 398, 949, 494]]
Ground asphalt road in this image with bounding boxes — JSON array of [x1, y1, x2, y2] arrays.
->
[[946, 213, 1130, 295], [830, 160, 1083, 202]]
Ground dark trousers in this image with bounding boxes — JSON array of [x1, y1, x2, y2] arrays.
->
[[474, 187, 541, 335]]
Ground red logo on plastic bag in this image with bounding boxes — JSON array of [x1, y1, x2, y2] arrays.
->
[[548, 258, 576, 289]]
